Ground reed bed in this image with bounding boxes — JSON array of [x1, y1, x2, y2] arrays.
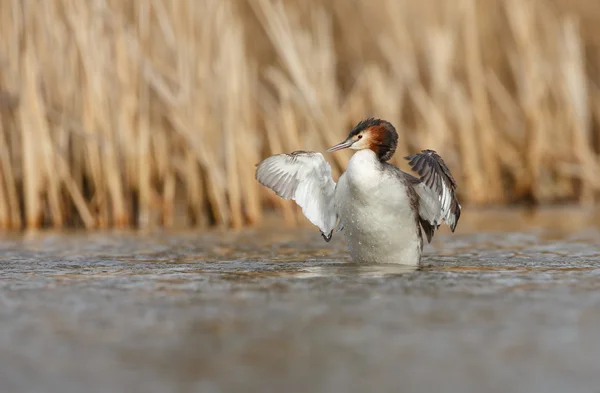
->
[[1, 0, 600, 230]]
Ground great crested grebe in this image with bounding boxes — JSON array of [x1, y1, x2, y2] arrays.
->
[[255, 118, 461, 265]]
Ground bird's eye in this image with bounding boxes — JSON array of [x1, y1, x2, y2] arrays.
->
[[358, 135, 363, 139]]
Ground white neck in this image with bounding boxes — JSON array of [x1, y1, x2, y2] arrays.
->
[[345, 149, 382, 189], [347, 149, 379, 168], [351, 148, 379, 161]]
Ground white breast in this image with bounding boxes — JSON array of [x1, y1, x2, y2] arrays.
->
[[334, 150, 422, 265]]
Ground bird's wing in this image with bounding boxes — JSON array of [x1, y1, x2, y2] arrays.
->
[[404, 150, 461, 242], [255, 151, 338, 241]]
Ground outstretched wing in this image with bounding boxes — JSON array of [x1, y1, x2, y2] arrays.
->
[[405, 150, 461, 242], [256, 151, 338, 241]]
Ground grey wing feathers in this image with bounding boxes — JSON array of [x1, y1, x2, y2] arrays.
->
[[255, 151, 338, 241], [405, 150, 461, 238]]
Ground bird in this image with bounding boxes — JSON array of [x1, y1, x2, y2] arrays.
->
[[255, 118, 461, 265]]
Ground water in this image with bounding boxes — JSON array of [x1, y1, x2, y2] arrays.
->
[[1, 207, 600, 393]]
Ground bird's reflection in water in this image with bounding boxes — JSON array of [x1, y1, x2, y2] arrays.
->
[[294, 262, 419, 278]]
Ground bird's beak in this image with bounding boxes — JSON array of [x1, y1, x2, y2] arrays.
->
[[326, 138, 354, 152]]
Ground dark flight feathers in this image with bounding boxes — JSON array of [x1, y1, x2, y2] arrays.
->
[[404, 149, 461, 242]]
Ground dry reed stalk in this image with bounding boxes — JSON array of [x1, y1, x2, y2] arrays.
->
[[66, 2, 107, 227], [0, 0, 599, 231], [21, 39, 63, 229], [183, 149, 206, 227], [220, 12, 246, 229], [505, 0, 547, 202], [114, 22, 140, 203], [0, 121, 9, 229], [0, 171, 8, 229], [448, 84, 486, 201], [19, 45, 45, 229], [559, 17, 597, 204], [463, 0, 503, 203], [237, 64, 262, 225], [595, 87, 600, 155], [162, 164, 176, 228], [136, 0, 153, 228], [0, 118, 21, 230]]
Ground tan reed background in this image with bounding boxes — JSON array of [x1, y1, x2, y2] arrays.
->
[[0, 0, 600, 231]]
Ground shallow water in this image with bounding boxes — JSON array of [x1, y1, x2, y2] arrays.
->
[[1, 207, 600, 393]]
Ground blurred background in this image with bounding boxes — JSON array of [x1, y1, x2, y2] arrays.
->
[[1, 0, 600, 231], [3, 3, 600, 393]]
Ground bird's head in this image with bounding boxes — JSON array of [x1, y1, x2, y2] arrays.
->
[[326, 118, 398, 162]]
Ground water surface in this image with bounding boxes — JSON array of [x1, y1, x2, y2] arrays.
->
[[1, 207, 600, 393]]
